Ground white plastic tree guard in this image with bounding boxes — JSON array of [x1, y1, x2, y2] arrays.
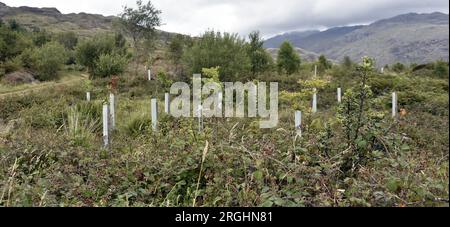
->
[[312, 93, 318, 113], [102, 104, 110, 148], [151, 98, 158, 131], [295, 111, 302, 137], [392, 92, 398, 118], [165, 93, 170, 114], [218, 91, 223, 113], [109, 93, 116, 129], [198, 104, 203, 132], [337, 88, 342, 103]]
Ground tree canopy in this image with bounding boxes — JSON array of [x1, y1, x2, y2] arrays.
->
[[277, 41, 301, 75]]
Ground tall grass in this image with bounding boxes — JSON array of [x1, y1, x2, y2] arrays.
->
[[65, 104, 100, 147]]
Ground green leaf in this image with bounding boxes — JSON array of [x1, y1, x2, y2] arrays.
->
[[253, 170, 264, 181], [287, 176, 294, 184], [273, 197, 285, 206], [401, 144, 410, 151], [386, 178, 401, 192], [259, 200, 273, 207], [357, 140, 368, 148]]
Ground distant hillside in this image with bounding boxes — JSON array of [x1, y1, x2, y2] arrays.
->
[[264, 12, 449, 66], [0, 2, 174, 41], [263, 30, 320, 50], [266, 47, 333, 63]]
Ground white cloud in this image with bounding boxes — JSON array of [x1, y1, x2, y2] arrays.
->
[[1, 0, 448, 37]]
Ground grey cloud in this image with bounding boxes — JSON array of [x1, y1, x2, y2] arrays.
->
[[2, 0, 448, 37]]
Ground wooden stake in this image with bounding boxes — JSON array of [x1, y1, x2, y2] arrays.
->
[[86, 92, 91, 102], [148, 69, 152, 81]]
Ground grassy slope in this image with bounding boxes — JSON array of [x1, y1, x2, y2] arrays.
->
[[1, 9, 114, 38], [0, 70, 88, 98]]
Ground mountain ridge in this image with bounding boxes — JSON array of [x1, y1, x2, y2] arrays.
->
[[264, 12, 449, 66]]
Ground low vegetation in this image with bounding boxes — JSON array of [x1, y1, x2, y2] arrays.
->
[[0, 1, 448, 207]]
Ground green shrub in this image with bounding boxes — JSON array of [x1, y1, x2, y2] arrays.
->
[[56, 32, 78, 50], [93, 53, 128, 78], [19, 48, 34, 69], [0, 25, 33, 62], [433, 61, 449, 78], [1, 56, 23, 73], [156, 70, 173, 92], [75, 34, 128, 78], [20, 100, 66, 129], [30, 42, 67, 81], [0, 92, 47, 120], [392, 62, 406, 73], [183, 30, 251, 81]]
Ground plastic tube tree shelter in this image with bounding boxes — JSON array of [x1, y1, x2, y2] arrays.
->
[[151, 98, 158, 131], [392, 92, 398, 118], [337, 87, 342, 103], [109, 76, 119, 130], [102, 103, 110, 149], [312, 65, 318, 113], [295, 111, 302, 137], [165, 93, 170, 114]]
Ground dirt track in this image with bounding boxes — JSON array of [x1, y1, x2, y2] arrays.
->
[[0, 74, 88, 100]]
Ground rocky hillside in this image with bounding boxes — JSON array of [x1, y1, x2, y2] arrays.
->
[[263, 30, 320, 50], [0, 2, 174, 41], [0, 2, 115, 37], [265, 12, 449, 66]]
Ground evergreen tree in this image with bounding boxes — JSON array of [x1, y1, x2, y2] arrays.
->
[[246, 31, 272, 76], [342, 56, 353, 69], [277, 41, 300, 75], [318, 55, 332, 72], [168, 34, 186, 76]]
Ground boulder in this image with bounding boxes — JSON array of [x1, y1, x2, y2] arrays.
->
[[2, 71, 39, 85]]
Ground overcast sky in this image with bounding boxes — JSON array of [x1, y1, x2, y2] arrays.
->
[[2, 0, 449, 38]]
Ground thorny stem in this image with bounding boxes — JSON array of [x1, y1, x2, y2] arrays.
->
[[354, 69, 368, 142]]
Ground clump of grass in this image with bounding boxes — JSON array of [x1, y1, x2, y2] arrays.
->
[[126, 115, 151, 136], [193, 140, 209, 207], [65, 105, 100, 147]]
